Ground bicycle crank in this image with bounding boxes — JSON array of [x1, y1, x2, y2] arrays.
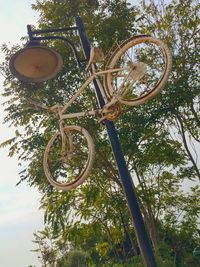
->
[[101, 103, 122, 122]]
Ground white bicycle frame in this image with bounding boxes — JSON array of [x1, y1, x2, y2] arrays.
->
[[42, 35, 172, 191], [52, 63, 123, 160], [47, 48, 148, 155], [55, 65, 122, 121]]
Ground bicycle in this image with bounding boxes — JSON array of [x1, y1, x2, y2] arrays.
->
[[39, 34, 172, 191]]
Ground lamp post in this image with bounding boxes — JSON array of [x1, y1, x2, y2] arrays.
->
[[9, 16, 158, 267]]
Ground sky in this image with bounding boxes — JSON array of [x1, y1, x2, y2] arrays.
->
[[0, 1, 44, 267]]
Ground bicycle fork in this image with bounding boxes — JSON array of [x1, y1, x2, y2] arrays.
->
[[58, 113, 74, 162]]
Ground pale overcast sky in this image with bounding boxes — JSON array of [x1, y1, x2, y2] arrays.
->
[[0, 1, 44, 267]]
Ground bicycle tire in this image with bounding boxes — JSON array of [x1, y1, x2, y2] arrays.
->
[[104, 35, 172, 106], [43, 125, 95, 191]]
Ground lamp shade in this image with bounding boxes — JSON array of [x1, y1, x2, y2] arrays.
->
[[9, 46, 63, 82]]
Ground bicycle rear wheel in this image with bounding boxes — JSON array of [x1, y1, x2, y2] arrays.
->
[[104, 35, 172, 106], [43, 125, 95, 191]]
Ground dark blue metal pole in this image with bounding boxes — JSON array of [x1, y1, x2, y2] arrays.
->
[[75, 16, 158, 267]]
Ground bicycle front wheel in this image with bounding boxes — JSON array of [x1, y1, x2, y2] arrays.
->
[[105, 35, 172, 106], [43, 125, 95, 191]]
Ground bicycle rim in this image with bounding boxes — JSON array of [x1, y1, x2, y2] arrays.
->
[[43, 125, 95, 191], [105, 36, 172, 106]]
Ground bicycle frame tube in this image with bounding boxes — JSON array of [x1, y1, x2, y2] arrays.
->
[[59, 119, 67, 154], [60, 74, 95, 114], [59, 66, 123, 120], [62, 110, 101, 120], [58, 120, 74, 161]]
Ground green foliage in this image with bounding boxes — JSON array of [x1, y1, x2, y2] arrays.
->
[[1, 0, 200, 266], [57, 250, 87, 267]]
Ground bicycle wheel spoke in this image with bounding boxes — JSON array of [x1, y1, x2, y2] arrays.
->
[[105, 36, 171, 106]]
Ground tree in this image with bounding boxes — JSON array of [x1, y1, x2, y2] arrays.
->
[[1, 0, 199, 266]]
